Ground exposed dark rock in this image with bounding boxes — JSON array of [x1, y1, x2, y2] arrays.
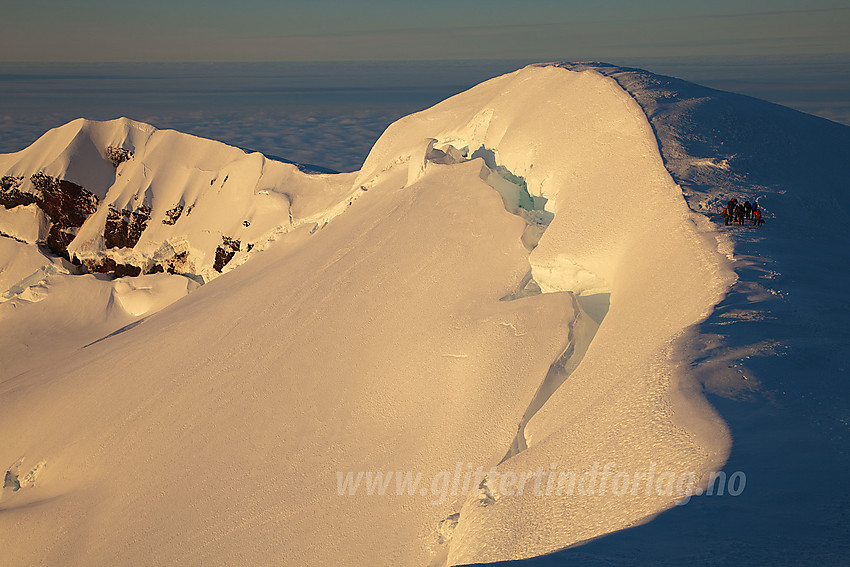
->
[[31, 173, 98, 225], [105, 146, 133, 167], [146, 251, 189, 275], [0, 176, 22, 191], [162, 204, 184, 225], [46, 229, 75, 257], [82, 257, 141, 277], [30, 173, 99, 258], [213, 236, 241, 272], [4, 166, 256, 281], [114, 263, 142, 277], [0, 176, 37, 209], [2, 170, 200, 279], [104, 205, 150, 249]]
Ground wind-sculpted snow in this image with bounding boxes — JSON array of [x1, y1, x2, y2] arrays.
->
[[3, 63, 843, 566], [367, 65, 733, 565]]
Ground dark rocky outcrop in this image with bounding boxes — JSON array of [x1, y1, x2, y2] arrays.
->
[[213, 236, 241, 272], [105, 146, 133, 167], [0, 176, 21, 191], [4, 152, 259, 280], [3, 172, 152, 275], [81, 257, 142, 278], [104, 205, 150, 249], [162, 204, 184, 225], [0, 176, 37, 209], [164, 251, 189, 274], [148, 251, 189, 276], [30, 173, 99, 258]]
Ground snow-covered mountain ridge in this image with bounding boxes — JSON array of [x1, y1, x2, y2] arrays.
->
[[0, 118, 359, 282], [1, 63, 848, 566]]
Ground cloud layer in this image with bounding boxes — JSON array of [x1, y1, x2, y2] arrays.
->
[[2, 59, 848, 173]]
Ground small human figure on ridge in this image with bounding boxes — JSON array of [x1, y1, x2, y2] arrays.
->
[[724, 198, 738, 226], [735, 203, 746, 225]]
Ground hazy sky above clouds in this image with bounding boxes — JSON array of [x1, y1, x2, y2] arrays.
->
[[2, 0, 848, 62]]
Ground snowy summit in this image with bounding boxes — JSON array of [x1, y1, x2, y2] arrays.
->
[[1, 63, 848, 566]]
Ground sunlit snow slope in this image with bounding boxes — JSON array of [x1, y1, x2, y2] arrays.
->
[[4, 63, 845, 566]]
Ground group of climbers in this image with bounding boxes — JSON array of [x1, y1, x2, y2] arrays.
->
[[722, 198, 763, 227]]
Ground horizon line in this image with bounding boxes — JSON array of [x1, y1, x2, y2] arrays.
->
[[2, 54, 850, 66]]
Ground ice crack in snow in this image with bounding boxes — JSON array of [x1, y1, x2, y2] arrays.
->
[[422, 141, 606, 464]]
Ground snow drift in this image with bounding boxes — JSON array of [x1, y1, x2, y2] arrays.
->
[[2, 63, 846, 566]]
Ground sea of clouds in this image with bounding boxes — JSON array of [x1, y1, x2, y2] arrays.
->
[[2, 58, 848, 173]]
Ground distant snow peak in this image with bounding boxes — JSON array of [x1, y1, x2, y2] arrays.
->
[[0, 117, 360, 300]]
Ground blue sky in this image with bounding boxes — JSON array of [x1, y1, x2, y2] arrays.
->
[[2, 0, 848, 62]]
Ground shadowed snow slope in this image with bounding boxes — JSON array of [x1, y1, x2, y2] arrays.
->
[[2, 63, 842, 565]]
